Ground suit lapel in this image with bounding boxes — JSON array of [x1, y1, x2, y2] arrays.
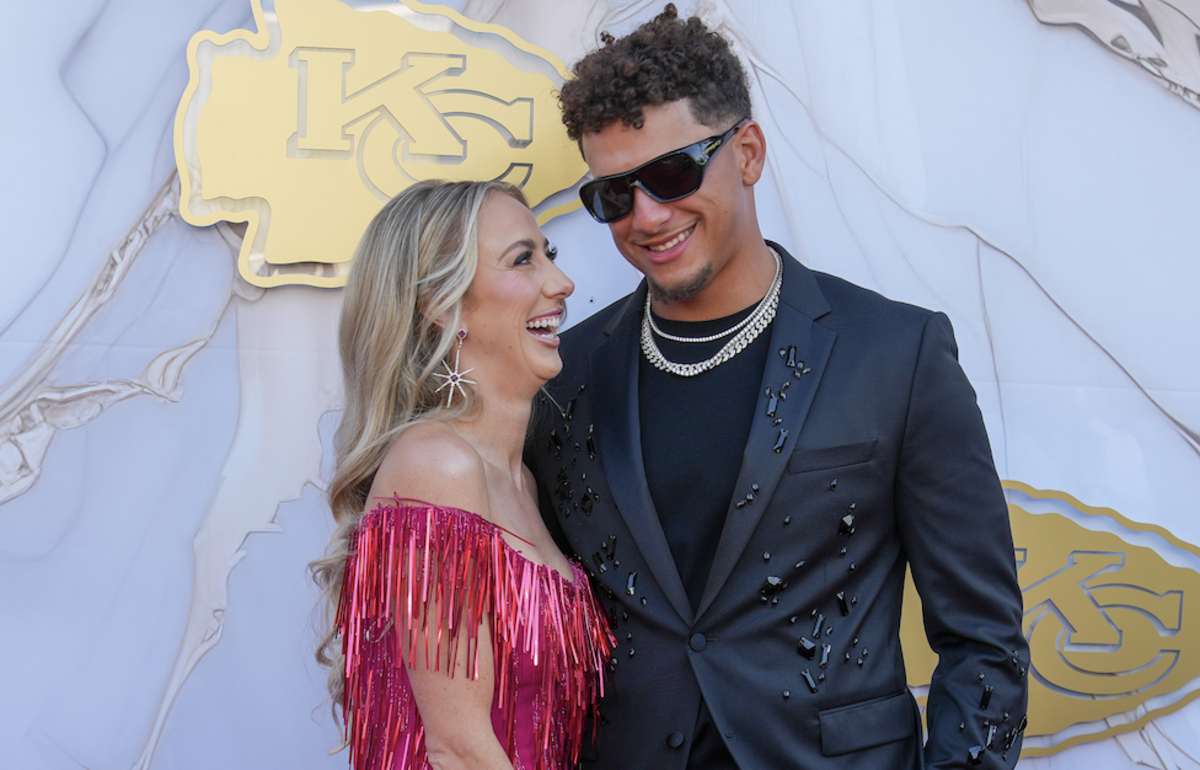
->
[[696, 247, 836, 620], [591, 286, 695, 623]]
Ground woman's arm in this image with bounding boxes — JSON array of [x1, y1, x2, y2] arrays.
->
[[367, 424, 512, 770], [405, 619, 510, 770]]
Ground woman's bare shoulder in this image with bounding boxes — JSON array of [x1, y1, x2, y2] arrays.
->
[[368, 422, 490, 517]]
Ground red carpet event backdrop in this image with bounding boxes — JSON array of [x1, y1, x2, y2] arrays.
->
[[0, 1, 1196, 768]]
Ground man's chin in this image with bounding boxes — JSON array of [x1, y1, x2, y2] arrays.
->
[[648, 263, 714, 306]]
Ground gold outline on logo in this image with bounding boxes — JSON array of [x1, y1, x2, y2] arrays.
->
[[1006, 481, 1200, 757], [175, 0, 587, 288], [903, 481, 1200, 756]]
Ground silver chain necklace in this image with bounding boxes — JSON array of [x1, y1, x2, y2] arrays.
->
[[641, 248, 782, 377]]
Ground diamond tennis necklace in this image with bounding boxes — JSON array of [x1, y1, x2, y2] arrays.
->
[[640, 248, 782, 377]]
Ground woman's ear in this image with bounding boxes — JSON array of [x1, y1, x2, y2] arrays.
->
[[420, 299, 450, 329]]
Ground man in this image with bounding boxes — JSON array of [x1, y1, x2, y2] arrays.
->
[[529, 6, 1028, 768]]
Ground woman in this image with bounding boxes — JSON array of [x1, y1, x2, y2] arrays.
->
[[312, 180, 613, 770]]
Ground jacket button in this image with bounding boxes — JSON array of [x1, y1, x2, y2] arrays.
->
[[689, 633, 707, 652], [667, 731, 685, 749]]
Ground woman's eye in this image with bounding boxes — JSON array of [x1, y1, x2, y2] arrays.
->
[[514, 250, 534, 265], [546, 245, 559, 261]]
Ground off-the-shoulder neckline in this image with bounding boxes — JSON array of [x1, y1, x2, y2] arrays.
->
[[368, 497, 580, 586]]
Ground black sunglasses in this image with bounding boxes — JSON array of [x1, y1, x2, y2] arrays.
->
[[579, 119, 748, 223]]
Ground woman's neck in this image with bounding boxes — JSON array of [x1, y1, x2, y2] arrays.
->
[[452, 395, 532, 479]]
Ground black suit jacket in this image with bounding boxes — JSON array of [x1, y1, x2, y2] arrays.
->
[[529, 244, 1029, 769]]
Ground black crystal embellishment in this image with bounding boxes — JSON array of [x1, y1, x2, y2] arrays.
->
[[760, 576, 786, 596]]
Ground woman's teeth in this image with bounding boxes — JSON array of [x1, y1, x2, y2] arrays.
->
[[526, 315, 561, 336]]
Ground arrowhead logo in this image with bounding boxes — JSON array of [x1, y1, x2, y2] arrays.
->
[[902, 482, 1200, 755], [175, 0, 587, 288]]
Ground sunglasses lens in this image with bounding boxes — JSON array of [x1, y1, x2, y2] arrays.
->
[[581, 178, 633, 223], [579, 139, 712, 222], [638, 153, 703, 201]]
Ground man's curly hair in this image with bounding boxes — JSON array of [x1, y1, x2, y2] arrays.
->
[[559, 4, 752, 141]]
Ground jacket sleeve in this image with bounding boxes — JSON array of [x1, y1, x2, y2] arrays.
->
[[893, 312, 1030, 768]]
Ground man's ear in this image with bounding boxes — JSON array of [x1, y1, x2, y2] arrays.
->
[[735, 120, 767, 186]]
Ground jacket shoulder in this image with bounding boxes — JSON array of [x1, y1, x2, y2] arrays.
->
[[807, 269, 944, 342], [813, 270, 933, 320]]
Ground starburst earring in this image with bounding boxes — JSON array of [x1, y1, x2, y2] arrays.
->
[[433, 329, 476, 406]]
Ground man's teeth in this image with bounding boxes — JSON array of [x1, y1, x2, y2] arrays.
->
[[648, 226, 694, 252]]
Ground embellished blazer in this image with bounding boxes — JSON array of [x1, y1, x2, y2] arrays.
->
[[528, 243, 1029, 769]]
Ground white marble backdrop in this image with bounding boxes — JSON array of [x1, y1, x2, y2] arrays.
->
[[0, 1, 1195, 768]]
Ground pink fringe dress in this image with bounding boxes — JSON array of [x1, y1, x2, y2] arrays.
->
[[337, 500, 614, 770]]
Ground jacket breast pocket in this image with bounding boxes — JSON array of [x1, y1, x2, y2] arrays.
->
[[819, 690, 917, 756], [787, 438, 877, 474]]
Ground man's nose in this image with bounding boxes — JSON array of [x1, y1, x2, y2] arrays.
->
[[628, 184, 672, 233]]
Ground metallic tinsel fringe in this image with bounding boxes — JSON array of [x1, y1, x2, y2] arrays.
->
[[337, 500, 614, 770]]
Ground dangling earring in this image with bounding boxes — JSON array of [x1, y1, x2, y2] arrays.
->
[[433, 329, 476, 406]]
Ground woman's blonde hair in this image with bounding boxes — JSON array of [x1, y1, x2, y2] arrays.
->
[[311, 179, 528, 721]]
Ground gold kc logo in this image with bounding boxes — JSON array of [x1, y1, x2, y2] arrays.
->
[[176, 0, 587, 288], [901, 482, 1200, 756]]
